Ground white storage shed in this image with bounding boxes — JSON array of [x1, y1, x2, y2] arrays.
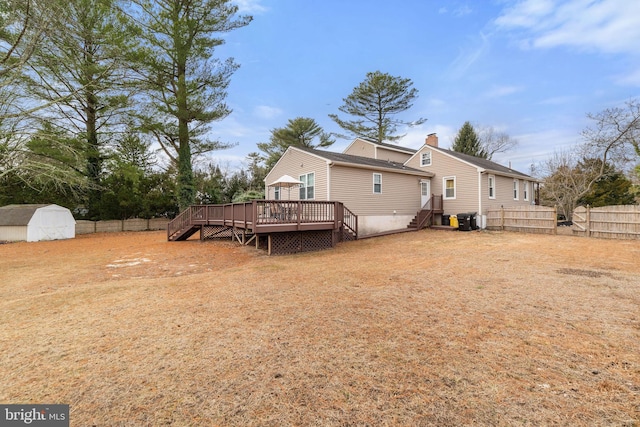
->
[[0, 204, 76, 242]]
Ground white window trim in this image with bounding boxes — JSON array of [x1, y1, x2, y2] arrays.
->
[[524, 181, 529, 201], [299, 172, 315, 200], [274, 185, 280, 200], [513, 179, 519, 200], [373, 173, 382, 194], [488, 174, 496, 199], [443, 176, 456, 200], [420, 150, 432, 166]]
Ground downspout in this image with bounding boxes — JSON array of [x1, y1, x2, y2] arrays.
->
[[478, 169, 483, 228], [327, 161, 331, 200]]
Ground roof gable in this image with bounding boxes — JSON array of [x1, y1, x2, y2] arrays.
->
[[409, 145, 533, 179]]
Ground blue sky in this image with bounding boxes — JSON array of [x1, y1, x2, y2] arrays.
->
[[210, 0, 640, 175]]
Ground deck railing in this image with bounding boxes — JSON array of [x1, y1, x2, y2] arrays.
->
[[168, 200, 357, 239], [342, 204, 357, 237], [167, 205, 205, 239], [424, 194, 443, 211]]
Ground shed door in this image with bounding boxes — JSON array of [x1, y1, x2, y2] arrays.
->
[[420, 180, 431, 208]]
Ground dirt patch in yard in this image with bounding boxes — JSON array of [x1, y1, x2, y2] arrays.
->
[[1, 230, 639, 426]]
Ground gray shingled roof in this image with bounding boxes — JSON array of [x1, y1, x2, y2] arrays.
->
[[434, 147, 533, 178], [358, 137, 418, 154], [0, 204, 49, 226], [295, 146, 431, 175]]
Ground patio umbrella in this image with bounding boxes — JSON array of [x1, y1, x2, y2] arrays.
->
[[267, 175, 303, 199]]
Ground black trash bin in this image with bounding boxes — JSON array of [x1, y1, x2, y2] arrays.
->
[[441, 214, 450, 226], [457, 213, 471, 231], [469, 212, 477, 230]]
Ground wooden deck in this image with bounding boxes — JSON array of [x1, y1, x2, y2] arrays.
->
[[168, 196, 442, 255], [168, 200, 357, 254]]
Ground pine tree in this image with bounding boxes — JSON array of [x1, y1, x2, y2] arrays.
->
[[24, 0, 134, 217], [329, 71, 426, 143], [257, 117, 334, 169], [129, 0, 251, 210], [452, 121, 487, 158]]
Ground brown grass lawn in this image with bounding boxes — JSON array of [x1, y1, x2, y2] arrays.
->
[[1, 230, 639, 426]]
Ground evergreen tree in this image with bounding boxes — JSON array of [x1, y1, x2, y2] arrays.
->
[[257, 117, 334, 169], [129, 0, 251, 210], [452, 121, 487, 158], [576, 159, 635, 207], [329, 71, 426, 143], [24, 0, 134, 217]]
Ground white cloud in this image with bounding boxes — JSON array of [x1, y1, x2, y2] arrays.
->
[[448, 32, 491, 79], [234, 0, 268, 14], [453, 5, 473, 17], [538, 95, 577, 105], [253, 105, 283, 120], [426, 97, 447, 108], [483, 85, 524, 98], [615, 68, 640, 87], [495, 0, 640, 55], [492, 128, 580, 173]]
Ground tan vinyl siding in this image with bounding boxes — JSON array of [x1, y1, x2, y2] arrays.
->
[[375, 147, 412, 163], [407, 148, 479, 214], [343, 139, 376, 159], [330, 165, 421, 216], [265, 149, 329, 200], [486, 176, 535, 211]]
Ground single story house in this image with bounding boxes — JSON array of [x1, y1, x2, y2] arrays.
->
[[404, 134, 537, 228], [0, 204, 76, 242], [264, 135, 537, 235]]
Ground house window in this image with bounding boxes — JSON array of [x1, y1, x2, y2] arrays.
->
[[274, 185, 280, 200], [443, 176, 456, 199], [373, 173, 382, 194], [421, 151, 432, 166], [299, 172, 315, 200], [513, 179, 519, 200], [488, 175, 496, 199], [524, 181, 529, 201]]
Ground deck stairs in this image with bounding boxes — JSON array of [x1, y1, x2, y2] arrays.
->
[[407, 209, 434, 230], [169, 224, 200, 241], [406, 195, 443, 231]]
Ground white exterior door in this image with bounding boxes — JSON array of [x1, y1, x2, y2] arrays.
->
[[420, 180, 431, 208]]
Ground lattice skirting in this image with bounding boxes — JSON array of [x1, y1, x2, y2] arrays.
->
[[268, 230, 335, 255], [201, 225, 234, 240]]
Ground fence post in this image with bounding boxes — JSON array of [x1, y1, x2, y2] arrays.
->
[[500, 206, 504, 231], [586, 205, 591, 238], [553, 206, 557, 235]]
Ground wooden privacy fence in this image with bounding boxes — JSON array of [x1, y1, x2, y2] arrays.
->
[[572, 205, 640, 240], [486, 205, 557, 234], [76, 218, 169, 234]]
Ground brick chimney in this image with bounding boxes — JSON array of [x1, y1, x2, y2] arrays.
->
[[425, 133, 438, 147]]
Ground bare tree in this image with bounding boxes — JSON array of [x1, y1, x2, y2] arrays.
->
[[539, 149, 597, 220], [477, 126, 518, 160], [581, 98, 640, 173], [540, 98, 640, 220]]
